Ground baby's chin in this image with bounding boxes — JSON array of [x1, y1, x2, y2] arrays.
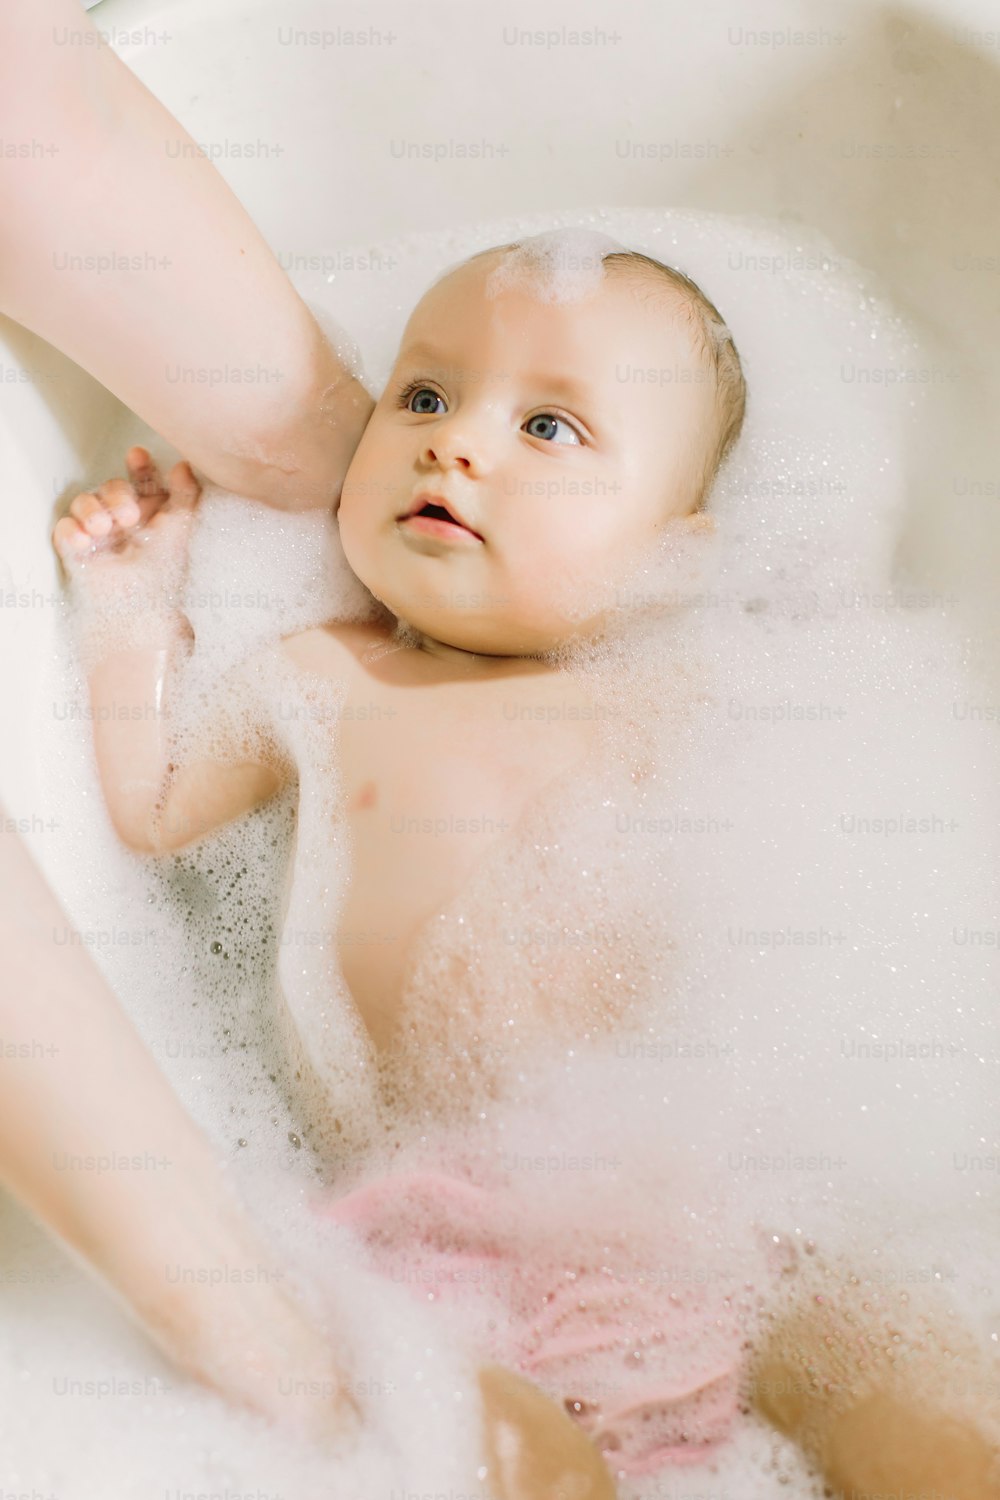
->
[[347, 542, 621, 658]]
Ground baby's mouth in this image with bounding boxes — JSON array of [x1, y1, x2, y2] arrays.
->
[[397, 495, 484, 544]]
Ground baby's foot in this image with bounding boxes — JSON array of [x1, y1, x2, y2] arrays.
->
[[53, 446, 200, 610]]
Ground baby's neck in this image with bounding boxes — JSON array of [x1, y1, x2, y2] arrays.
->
[[413, 630, 508, 669], [390, 621, 558, 681]]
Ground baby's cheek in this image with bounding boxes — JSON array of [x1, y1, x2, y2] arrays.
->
[[551, 540, 627, 621], [508, 551, 585, 624], [334, 505, 380, 600]]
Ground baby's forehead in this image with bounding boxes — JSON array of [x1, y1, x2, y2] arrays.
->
[[401, 254, 704, 369]]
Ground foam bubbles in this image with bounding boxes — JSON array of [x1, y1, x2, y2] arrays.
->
[[482, 226, 626, 304]]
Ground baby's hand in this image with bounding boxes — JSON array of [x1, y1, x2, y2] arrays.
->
[[52, 446, 200, 610]]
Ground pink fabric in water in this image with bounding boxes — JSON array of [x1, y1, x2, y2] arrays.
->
[[321, 1167, 745, 1477]]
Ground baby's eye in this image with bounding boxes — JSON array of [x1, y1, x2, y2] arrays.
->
[[523, 412, 582, 446], [398, 383, 446, 415]]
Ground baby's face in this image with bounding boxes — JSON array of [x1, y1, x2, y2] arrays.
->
[[337, 253, 718, 656]]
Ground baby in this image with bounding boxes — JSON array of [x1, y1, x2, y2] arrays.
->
[[53, 238, 999, 1496], [55, 239, 738, 1060]]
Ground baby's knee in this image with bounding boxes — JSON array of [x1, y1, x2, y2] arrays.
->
[[477, 1363, 616, 1500]]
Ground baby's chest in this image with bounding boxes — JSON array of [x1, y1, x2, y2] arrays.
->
[[340, 702, 532, 914], [332, 677, 595, 1046]]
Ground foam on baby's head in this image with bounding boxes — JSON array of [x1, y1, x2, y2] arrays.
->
[[468, 229, 747, 513], [480, 226, 625, 304]]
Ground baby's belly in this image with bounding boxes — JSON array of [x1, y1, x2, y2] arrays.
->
[[336, 760, 660, 1111], [334, 729, 596, 1055], [334, 790, 516, 1052], [319, 637, 658, 1089]]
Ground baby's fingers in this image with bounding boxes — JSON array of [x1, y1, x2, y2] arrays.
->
[[66, 488, 115, 540], [165, 460, 201, 511], [125, 446, 167, 503], [94, 478, 142, 530], [53, 483, 133, 559], [52, 512, 96, 562], [125, 448, 200, 515]]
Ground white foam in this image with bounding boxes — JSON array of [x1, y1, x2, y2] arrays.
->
[[481, 226, 626, 304]]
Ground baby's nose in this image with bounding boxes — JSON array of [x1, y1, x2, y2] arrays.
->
[[422, 439, 473, 471], [419, 408, 491, 472]]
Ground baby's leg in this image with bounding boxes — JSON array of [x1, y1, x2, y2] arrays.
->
[[478, 1365, 616, 1500], [749, 1271, 1000, 1497], [818, 1387, 997, 1497]]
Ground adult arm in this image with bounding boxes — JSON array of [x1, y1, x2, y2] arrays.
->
[[0, 815, 357, 1441], [0, 0, 374, 509]]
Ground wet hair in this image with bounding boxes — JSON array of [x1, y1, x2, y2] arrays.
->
[[462, 241, 747, 512]]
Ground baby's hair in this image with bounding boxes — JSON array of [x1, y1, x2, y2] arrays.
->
[[463, 240, 747, 511], [600, 250, 747, 511]]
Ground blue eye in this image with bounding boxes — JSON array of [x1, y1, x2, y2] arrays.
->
[[523, 412, 582, 446], [394, 378, 583, 445], [397, 381, 446, 415]]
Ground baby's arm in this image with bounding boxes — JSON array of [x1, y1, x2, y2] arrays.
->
[[54, 448, 283, 853], [750, 1262, 1000, 1496]]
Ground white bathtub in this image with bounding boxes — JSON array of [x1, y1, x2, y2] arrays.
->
[[3, 0, 1000, 848]]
